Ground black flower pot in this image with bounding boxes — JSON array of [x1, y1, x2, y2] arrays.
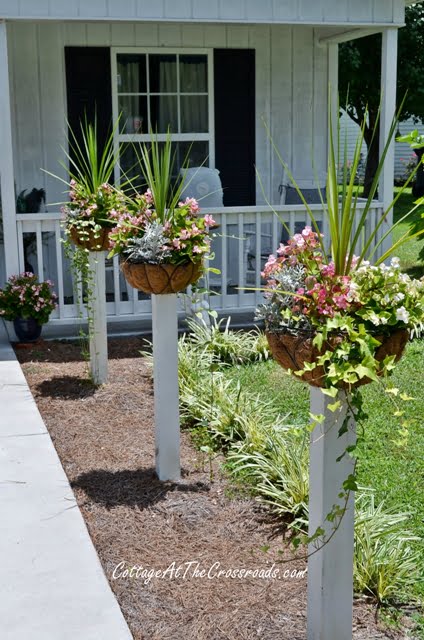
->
[[13, 317, 42, 343]]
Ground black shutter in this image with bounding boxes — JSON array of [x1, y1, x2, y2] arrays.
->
[[214, 49, 256, 206], [64, 47, 112, 174]]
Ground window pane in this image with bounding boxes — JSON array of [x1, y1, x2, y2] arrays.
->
[[180, 96, 208, 133], [117, 54, 147, 93], [178, 141, 209, 169], [180, 55, 207, 93], [149, 54, 177, 93], [150, 95, 178, 133], [119, 145, 145, 190], [118, 96, 147, 134]]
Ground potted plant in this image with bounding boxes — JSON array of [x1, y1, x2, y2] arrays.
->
[[257, 106, 424, 392], [59, 117, 122, 251], [256, 228, 422, 388], [0, 273, 58, 342], [108, 132, 216, 294]]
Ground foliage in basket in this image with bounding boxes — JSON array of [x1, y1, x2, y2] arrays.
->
[[108, 131, 216, 268], [58, 118, 123, 247], [108, 190, 215, 266], [256, 226, 424, 389], [0, 273, 57, 324]]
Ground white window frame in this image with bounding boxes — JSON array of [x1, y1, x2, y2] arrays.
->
[[111, 47, 215, 185]]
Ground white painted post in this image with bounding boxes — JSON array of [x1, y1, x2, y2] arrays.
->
[[152, 294, 180, 481], [0, 20, 20, 278], [307, 388, 356, 640], [88, 251, 108, 385], [379, 27, 398, 260]]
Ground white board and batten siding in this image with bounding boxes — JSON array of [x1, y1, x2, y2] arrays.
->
[[0, 0, 407, 26], [7, 20, 329, 207]]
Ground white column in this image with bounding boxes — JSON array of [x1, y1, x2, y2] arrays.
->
[[328, 42, 339, 151], [307, 388, 356, 640], [0, 20, 19, 278], [379, 28, 398, 260], [152, 294, 180, 481], [88, 251, 108, 385]]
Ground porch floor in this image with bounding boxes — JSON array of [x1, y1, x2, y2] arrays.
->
[[0, 320, 132, 640]]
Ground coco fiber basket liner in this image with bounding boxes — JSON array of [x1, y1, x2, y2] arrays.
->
[[70, 227, 111, 252], [121, 260, 202, 295], [266, 329, 409, 388]]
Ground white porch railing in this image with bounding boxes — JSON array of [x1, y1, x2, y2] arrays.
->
[[14, 201, 384, 326]]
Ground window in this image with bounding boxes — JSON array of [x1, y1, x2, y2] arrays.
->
[[111, 49, 214, 185]]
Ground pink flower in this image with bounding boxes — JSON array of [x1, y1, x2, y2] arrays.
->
[[204, 214, 216, 227]]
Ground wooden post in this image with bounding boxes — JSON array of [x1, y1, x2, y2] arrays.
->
[[88, 251, 108, 385], [152, 294, 180, 481], [307, 387, 356, 640]]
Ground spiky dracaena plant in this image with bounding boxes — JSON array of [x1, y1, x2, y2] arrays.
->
[[260, 97, 424, 275]]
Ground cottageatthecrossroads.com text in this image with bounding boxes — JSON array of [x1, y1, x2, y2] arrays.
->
[[112, 561, 307, 585]]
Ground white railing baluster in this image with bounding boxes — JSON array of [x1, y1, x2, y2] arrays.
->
[[16, 220, 25, 273], [238, 213, 244, 307], [113, 255, 120, 316], [36, 221, 44, 280], [289, 211, 295, 237], [54, 221, 65, 319], [272, 214, 279, 252], [221, 212, 228, 307], [255, 211, 261, 301]]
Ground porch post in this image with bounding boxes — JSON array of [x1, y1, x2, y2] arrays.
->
[[379, 28, 398, 260], [307, 389, 356, 640], [152, 294, 180, 481], [328, 42, 339, 145], [0, 20, 19, 278]]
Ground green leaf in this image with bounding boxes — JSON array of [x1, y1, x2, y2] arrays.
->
[[343, 474, 358, 492], [328, 400, 341, 412], [310, 413, 325, 424], [321, 386, 338, 398]]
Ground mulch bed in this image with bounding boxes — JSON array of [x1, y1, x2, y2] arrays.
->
[[15, 338, 412, 640]]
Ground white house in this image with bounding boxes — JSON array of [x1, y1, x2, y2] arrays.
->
[[0, 0, 412, 336]]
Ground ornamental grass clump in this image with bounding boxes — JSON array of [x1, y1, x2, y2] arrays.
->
[[0, 273, 57, 324]]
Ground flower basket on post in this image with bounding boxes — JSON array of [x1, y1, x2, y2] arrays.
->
[[52, 116, 123, 385], [121, 260, 202, 295], [256, 100, 424, 640], [108, 131, 216, 481], [265, 328, 409, 388]]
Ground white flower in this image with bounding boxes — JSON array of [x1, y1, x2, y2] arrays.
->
[[391, 257, 401, 269], [393, 292, 405, 303], [396, 306, 410, 323], [369, 313, 381, 326]]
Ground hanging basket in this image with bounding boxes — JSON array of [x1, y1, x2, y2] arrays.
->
[[69, 227, 111, 252], [121, 260, 203, 294], [266, 328, 409, 388]]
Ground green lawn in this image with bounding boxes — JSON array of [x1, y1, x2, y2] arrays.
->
[[392, 187, 423, 277], [223, 338, 424, 605]]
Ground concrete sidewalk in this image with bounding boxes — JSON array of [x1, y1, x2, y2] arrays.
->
[[0, 321, 133, 640]]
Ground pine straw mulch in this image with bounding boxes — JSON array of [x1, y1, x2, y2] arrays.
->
[[14, 338, 413, 640]]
